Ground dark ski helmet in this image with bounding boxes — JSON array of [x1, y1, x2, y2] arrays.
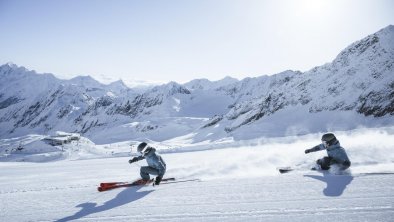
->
[[137, 142, 151, 156], [321, 133, 338, 146], [137, 142, 148, 153]]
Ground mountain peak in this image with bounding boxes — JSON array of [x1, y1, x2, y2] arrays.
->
[[379, 24, 394, 33], [216, 76, 238, 84], [374, 24, 394, 41], [150, 81, 191, 95], [332, 25, 394, 67], [4, 62, 18, 68], [0, 63, 28, 74], [184, 76, 239, 91], [108, 79, 127, 87], [68, 75, 103, 88]]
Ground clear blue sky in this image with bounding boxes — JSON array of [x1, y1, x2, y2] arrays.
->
[[0, 0, 393, 84]]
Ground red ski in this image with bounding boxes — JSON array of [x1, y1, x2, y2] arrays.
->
[[98, 178, 175, 192]]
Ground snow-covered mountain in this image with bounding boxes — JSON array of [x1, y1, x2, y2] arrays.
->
[[0, 25, 393, 144]]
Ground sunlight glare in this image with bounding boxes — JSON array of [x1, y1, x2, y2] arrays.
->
[[300, 0, 328, 15]]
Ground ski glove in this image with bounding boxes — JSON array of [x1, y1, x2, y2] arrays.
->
[[305, 145, 320, 154], [154, 176, 163, 185], [128, 157, 138, 164]]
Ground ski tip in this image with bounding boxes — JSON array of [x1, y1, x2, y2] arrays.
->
[[100, 182, 120, 187]]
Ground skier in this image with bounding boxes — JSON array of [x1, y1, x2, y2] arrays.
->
[[128, 142, 166, 185], [304, 133, 351, 171]]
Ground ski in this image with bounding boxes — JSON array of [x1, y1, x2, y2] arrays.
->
[[100, 177, 175, 187], [99, 180, 152, 190], [153, 178, 201, 186], [278, 166, 320, 173], [98, 177, 176, 192], [100, 182, 123, 188], [278, 167, 294, 174], [278, 166, 355, 175], [98, 180, 152, 192]]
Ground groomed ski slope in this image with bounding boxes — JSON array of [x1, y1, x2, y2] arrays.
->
[[1, 147, 394, 222]]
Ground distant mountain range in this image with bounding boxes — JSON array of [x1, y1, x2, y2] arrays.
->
[[1, 25, 393, 144]]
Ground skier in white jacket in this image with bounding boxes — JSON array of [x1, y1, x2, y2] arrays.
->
[[129, 142, 166, 185]]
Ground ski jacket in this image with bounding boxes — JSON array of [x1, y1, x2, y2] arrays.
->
[[135, 147, 166, 176], [308, 142, 350, 164]]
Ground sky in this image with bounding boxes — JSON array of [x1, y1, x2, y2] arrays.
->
[[0, 0, 393, 85]]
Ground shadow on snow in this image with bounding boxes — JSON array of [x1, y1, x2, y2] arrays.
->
[[56, 186, 153, 222], [304, 172, 354, 197]]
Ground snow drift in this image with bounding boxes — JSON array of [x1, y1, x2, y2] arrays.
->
[[2, 127, 393, 181]]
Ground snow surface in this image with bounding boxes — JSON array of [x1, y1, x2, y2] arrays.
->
[[1, 25, 394, 221], [1, 127, 393, 221]]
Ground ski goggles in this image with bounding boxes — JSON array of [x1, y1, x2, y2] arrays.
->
[[139, 146, 149, 155]]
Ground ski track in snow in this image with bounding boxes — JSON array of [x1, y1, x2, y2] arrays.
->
[[1, 151, 394, 222]]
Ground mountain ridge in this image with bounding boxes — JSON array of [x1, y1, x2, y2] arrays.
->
[[0, 25, 393, 143]]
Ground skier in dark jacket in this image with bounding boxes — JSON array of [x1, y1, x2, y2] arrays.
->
[[129, 142, 166, 185], [305, 133, 351, 170]]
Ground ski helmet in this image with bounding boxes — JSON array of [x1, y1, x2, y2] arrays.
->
[[321, 133, 338, 146], [137, 142, 148, 153]]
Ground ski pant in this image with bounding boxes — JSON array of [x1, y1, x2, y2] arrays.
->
[[317, 156, 351, 170], [140, 166, 164, 180]]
